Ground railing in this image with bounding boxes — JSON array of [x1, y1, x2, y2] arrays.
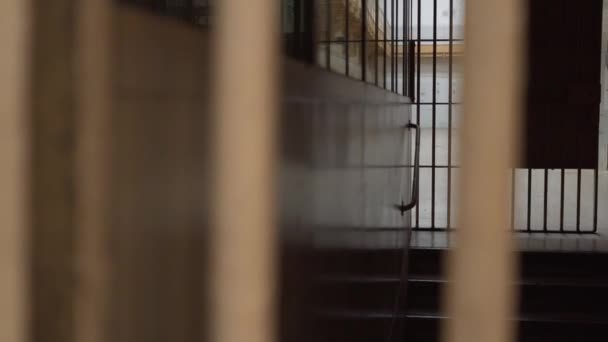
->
[[317, 0, 412, 97], [409, 0, 603, 234], [397, 122, 420, 215]]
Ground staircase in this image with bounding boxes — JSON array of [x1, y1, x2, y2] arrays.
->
[[317, 247, 608, 342]]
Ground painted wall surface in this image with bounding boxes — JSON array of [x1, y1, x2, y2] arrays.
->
[[110, 6, 412, 342]]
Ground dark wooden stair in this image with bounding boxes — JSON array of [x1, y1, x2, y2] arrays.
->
[[316, 247, 608, 342]]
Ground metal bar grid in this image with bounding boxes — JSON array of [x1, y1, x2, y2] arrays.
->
[[391, 0, 395, 92], [415, 0, 421, 228], [431, 0, 437, 230], [407, 0, 601, 235], [361, 0, 367, 81], [527, 169, 532, 231], [375, 0, 379, 85], [543, 169, 549, 233], [447, 0, 453, 230], [326, 0, 332, 68], [314, 0, 410, 95], [345, 0, 350, 76], [560, 169, 565, 232], [402, 0, 407, 96], [316, 38, 465, 43], [384, 0, 388, 88], [121, 0, 603, 235]]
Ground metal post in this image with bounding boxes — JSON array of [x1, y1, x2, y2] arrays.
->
[[431, 0, 437, 229], [593, 168, 599, 232], [402, 0, 407, 96], [576, 168, 582, 232], [443, 0, 524, 342], [74, 1, 111, 342], [384, 0, 387, 88], [327, 0, 332, 69], [375, 0, 379, 85], [415, 0, 420, 227], [362, 0, 367, 81], [212, 2, 279, 342], [346, 0, 350, 76], [543, 169, 548, 232], [527, 169, 532, 231], [447, 0, 454, 229], [294, 0, 301, 57], [0, 0, 29, 341], [560, 169, 565, 232], [391, 0, 395, 92]]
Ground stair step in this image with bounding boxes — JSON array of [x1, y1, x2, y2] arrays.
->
[[317, 247, 608, 341], [318, 248, 405, 277], [318, 274, 608, 315], [407, 277, 608, 316], [409, 247, 608, 280], [315, 310, 405, 342], [406, 311, 608, 342], [316, 310, 608, 342]]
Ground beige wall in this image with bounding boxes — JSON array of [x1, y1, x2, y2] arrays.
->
[[22, 3, 412, 342]]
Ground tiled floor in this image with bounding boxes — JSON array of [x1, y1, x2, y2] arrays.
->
[[314, 229, 608, 253], [410, 230, 608, 252]]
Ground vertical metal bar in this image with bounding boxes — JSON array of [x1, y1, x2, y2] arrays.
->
[[384, 0, 387, 88], [394, 0, 398, 92], [362, 0, 367, 81], [213, 1, 279, 342], [375, 0, 379, 85], [560, 168, 565, 232], [294, 0, 301, 57], [409, 0, 413, 48], [280, 0, 284, 45], [391, 0, 395, 92], [527, 169, 532, 231], [0, 0, 29, 341], [408, 41, 416, 100], [543, 169, 548, 232], [75, 1, 111, 342], [403, 0, 407, 96], [326, 0, 332, 69], [395, 0, 398, 93], [445, 0, 523, 338], [594, 168, 599, 233], [510, 169, 515, 230], [576, 168, 581, 233], [187, 0, 194, 22], [447, 0, 453, 230], [389, 0, 392, 91], [393, 0, 397, 93], [431, 0, 437, 229], [415, 0, 421, 228], [346, 0, 350, 76], [303, 0, 315, 63]]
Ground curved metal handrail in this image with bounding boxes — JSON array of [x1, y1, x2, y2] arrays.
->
[[396, 121, 420, 215], [386, 122, 420, 342]]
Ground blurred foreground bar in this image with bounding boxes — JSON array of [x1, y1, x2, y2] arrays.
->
[[443, 0, 524, 342], [211, 1, 279, 342], [0, 0, 29, 342]]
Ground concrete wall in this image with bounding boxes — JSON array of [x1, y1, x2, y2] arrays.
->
[[27, 3, 412, 341]]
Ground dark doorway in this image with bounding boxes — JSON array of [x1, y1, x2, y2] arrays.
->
[[524, 0, 603, 169]]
